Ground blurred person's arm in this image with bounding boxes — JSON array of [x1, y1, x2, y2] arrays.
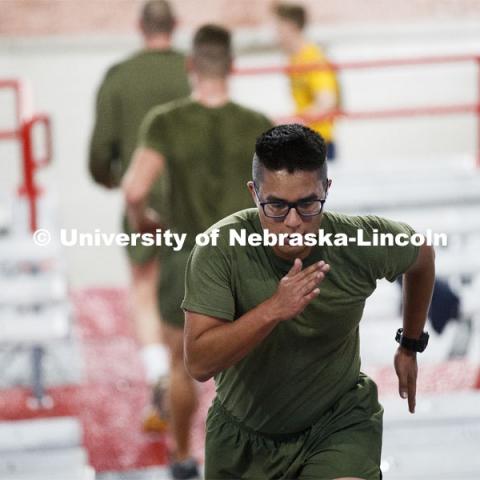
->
[[122, 147, 165, 232], [88, 73, 121, 188], [302, 67, 338, 121]]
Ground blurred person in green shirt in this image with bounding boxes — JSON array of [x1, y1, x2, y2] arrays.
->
[[88, 0, 190, 434], [122, 25, 272, 479]]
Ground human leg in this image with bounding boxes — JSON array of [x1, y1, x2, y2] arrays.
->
[[298, 374, 383, 480], [162, 320, 198, 462], [130, 259, 169, 382]]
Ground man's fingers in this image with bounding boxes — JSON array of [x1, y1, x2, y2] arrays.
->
[[295, 260, 323, 278], [286, 258, 303, 277], [397, 370, 409, 401], [304, 288, 320, 303], [302, 278, 322, 296], [297, 261, 329, 283], [408, 374, 417, 414], [320, 263, 330, 274]]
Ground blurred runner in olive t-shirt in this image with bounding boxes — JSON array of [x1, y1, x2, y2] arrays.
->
[[88, 1, 190, 433], [122, 25, 272, 478]]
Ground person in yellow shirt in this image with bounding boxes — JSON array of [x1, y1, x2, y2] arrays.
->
[[274, 2, 339, 160]]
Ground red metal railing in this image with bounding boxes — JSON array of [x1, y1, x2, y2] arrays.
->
[[0, 79, 52, 232], [234, 54, 480, 168]]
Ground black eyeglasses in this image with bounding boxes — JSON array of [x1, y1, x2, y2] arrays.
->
[[253, 183, 327, 220]]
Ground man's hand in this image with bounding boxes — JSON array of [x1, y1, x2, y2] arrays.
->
[[268, 258, 329, 322], [394, 346, 418, 413], [131, 207, 163, 235]]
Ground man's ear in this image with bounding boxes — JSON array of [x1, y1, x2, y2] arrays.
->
[[247, 181, 258, 205], [326, 178, 332, 196]]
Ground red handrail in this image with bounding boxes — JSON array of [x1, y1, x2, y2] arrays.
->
[[0, 80, 52, 232], [233, 54, 480, 75], [234, 54, 480, 168]]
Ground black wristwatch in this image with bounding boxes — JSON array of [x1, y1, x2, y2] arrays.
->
[[395, 328, 429, 353]]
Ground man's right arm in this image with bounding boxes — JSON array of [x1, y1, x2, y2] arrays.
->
[[184, 259, 329, 382]]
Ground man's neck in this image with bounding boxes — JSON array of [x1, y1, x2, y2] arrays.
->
[[287, 36, 307, 56], [191, 77, 230, 108], [144, 34, 172, 51]]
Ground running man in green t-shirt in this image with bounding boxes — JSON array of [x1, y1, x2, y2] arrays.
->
[[183, 124, 435, 479], [88, 1, 190, 433], [122, 25, 272, 479]]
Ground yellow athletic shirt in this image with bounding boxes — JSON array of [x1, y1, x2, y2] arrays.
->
[[289, 43, 339, 142]]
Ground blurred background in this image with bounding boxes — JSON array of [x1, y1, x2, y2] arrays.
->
[[1, 0, 480, 479]]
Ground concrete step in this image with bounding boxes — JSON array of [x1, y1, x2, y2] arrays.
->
[[0, 303, 72, 344], [0, 274, 67, 306], [0, 417, 82, 452], [1, 465, 95, 480], [0, 447, 88, 475]]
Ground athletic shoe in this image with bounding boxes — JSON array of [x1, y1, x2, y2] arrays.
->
[[169, 458, 201, 479], [142, 375, 170, 433], [142, 408, 168, 433]]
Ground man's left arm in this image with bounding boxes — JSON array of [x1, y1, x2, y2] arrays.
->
[[394, 243, 435, 413], [88, 75, 121, 188], [303, 64, 338, 121]]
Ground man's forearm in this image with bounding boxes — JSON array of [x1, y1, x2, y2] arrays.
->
[[125, 199, 147, 232], [185, 300, 280, 382], [402, 245, 435, 338]]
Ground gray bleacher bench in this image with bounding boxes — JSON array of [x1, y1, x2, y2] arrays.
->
[[0, 274, 67, 306], [0, 417, 94, 479], [0, 237, 62, 266], [0, 232, 71, 408], [0, 304, 71, 344], [0, 301, 73, 408], [328, 165, 480, 213], [0, 447, 88, 475], [1, 466, 95, 480], [0, 417, 82, 451]]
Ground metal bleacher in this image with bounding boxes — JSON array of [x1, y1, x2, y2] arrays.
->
[[330, 157, 480, 478], [0, 79, 94, 479], [382, 391, 480, 479]]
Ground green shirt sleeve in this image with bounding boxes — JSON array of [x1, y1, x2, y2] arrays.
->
[[181, 235, 235, 321], [88, 69, 121, 187], [364, 216, 420, 282], [137, 106, 171, 158]]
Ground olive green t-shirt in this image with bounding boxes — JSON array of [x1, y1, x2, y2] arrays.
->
[[138, 98, 273, 247], [182, 208, 420, 434], [139, 99, 272, 323], [89, 49, 190, 187]]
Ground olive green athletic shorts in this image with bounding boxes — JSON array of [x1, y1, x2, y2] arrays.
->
[[157, 248, 192, 328], [122, 214, 161, 265], [205, 373, 383, 480]]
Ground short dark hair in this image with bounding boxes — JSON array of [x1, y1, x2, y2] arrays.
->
[[253, 124, 327, 185], [140, 0, 175, 35], [192, 24, 232, 78], [274, 2, 307, 30]]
